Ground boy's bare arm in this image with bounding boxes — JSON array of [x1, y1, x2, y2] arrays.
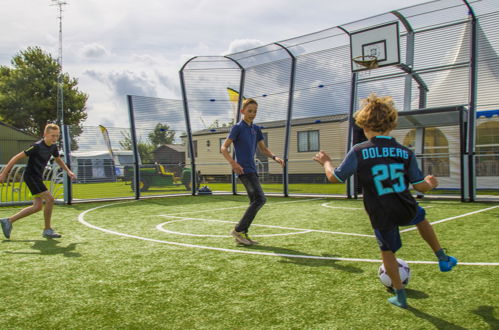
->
[[54, 157, 77, 180], [313, 150, 341, 183], [257, 140, 284, 167], [220, 138, 243, 174], [413, 175, 438, 193], [0, 152, 27, 182]]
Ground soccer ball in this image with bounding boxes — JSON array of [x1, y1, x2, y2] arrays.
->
[[378, 258, 411, 288]]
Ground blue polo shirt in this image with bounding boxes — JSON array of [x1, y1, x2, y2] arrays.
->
[[228, 120, 264, 174]]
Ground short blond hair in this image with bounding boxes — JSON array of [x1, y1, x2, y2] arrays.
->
[[242, 98, 258, 109], [354, 93, 398, 133], [44, 123, 60, 134]]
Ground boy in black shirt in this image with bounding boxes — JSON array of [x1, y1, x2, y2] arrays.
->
[[0, 124, 76, 239], [314, 94, 457, 308]]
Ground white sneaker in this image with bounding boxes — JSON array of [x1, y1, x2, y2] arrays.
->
[[42, 228, 62, 239]]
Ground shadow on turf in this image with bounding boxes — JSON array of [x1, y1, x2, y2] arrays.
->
[[246, 244, 363, 273], [2, 239, 82, 257], [471, 305, 499, 329], [408, 307, 467, 329], [386, 287, 429, 299]]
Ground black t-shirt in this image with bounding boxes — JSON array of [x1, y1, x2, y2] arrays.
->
[[24, 140, 60, 177], [333, 136, 425, 230]]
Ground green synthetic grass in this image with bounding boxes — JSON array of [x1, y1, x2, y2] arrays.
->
[[0, 195, 498, 329]]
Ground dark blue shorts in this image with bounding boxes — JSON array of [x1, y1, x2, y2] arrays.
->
[[374, 206, 426, 253], [23, 174, 47, 196]]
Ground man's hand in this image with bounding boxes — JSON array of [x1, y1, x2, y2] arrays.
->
[[0, 173, 6, 183], [231, 162, 244, 175], [313, 150, 332, 166]]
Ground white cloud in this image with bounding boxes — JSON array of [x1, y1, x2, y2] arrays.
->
[[224, 39, 265, 55], [81, 43, 109, 59]]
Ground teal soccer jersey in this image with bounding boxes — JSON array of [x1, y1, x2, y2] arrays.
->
[[333, 136, 425, 230]]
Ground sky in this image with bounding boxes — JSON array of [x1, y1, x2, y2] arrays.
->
[[0, 0, 431, 128]]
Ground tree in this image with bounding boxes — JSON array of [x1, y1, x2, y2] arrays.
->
[[148, 122, 176, 147], [0, 47, 88, 136], [119, 131, 155, 164], [208, 119, 234, 129]]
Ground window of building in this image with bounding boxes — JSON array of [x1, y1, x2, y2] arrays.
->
[[403, 128, 450, 176], [476, 121, 499, 176], [298, 130, 319, 152]]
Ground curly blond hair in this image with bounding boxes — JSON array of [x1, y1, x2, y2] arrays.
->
[[354, 93, 398, 133]]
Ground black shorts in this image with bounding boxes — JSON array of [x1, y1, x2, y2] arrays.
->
[[23, 174, 48, 196], [374, 206, 426, 253]]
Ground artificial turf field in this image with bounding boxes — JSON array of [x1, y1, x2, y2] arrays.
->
[[0, 195, 498, 329]]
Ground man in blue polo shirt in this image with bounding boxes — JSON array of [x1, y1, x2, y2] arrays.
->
[[221, 98, 284, 245]]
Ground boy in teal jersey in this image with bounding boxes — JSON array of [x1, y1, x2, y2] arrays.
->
[[314, 94, 457, 308]]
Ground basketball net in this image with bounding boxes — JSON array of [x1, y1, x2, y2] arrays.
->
[[353, 55, 379, 76]]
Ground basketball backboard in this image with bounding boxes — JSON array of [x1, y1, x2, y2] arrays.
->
[[350, 22, 400, 72]]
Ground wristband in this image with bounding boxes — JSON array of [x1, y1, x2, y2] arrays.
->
[[272, 155, 277, 160]]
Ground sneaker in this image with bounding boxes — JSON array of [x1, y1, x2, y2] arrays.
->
[[439, 256, 457, 272], [243, 233, 259, 245], [230, 229, 252, 246], [42, 228, 62, 239], [1, 218, 12, 239], [388, 289, 408, 309]]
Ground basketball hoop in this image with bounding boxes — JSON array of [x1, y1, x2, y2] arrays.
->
[[352, 55, 379, 70]]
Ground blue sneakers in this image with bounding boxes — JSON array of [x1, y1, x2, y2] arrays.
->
[[0, 218, 12, 239], [388, 289, 408, 309], [439, 256, 458, 272], [42, 228, 62, 239]]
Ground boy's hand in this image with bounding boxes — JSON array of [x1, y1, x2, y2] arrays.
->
[[425, 175, 438, 189], [313, 151, 332, 166], [231, 162, 244, 175], [0, 173, 5, 183], [274, 157, 285, 168]]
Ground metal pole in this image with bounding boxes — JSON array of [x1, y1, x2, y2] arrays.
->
[[459, 108, 467, 202], [179, 58, 197, 196], [274, 43, 296, 198], [62, 124, 72, 204], [224, 56, 246, 196], [346, 72, 358, 199], [127, 95, 141, 200], [463, 0, 478, 202]]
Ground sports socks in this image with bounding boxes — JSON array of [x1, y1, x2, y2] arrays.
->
[[435, 248, 449, 261], [388, 288, 407, 308]]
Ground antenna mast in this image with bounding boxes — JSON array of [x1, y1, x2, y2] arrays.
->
[[51, 0, 67, 125]]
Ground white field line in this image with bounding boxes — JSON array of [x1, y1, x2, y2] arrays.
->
[[400, 205, 499, 233], [156, 220, 312, 238], [78, 202, 499, 266], [157, 216, 374, 238], [158, 197, 326, 217], [321, 202, 363, 210]]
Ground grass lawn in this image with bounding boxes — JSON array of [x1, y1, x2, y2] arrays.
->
[[0, 195, 498, 329]]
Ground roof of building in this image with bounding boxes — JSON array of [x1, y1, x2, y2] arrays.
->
[[190, 114, 348, 136]]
